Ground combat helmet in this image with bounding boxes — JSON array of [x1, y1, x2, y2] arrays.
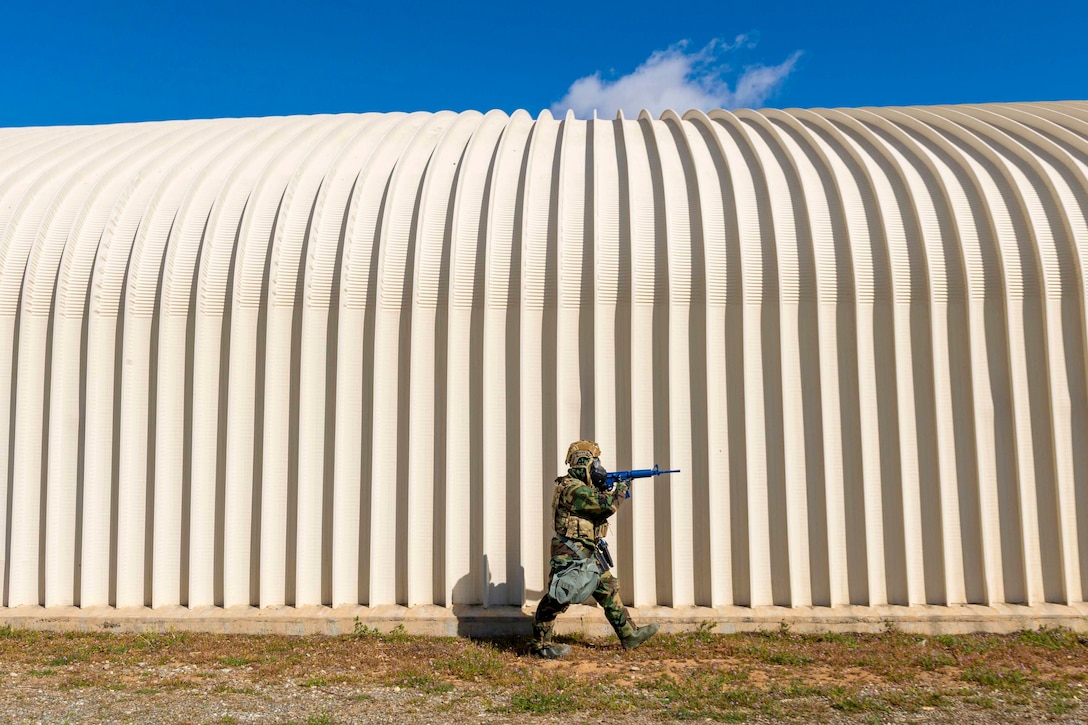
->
[[565, 440, 608, 489], [565, 439, 600, 467]]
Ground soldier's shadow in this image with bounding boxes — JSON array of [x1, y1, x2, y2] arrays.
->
[[449, 562, 610, 654], [449, 561, 534, 653]]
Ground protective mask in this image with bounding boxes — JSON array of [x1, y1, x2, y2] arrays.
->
[[589, 458, 610, 491]]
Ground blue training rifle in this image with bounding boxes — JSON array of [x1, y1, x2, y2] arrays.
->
[[604, 465, 680, 498]]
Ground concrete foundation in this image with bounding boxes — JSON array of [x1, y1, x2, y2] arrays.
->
[[1, 603, 1085, 638]]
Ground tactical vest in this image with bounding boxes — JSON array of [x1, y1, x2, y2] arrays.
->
[[552, 476, 609, 541]]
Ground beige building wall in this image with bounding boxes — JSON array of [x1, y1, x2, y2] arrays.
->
[[0, 102, 1086, 623]]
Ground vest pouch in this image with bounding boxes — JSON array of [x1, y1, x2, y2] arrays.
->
[[547, 556, 602, 605]]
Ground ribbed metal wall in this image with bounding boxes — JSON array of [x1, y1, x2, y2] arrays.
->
[[1, 102, 1087, 615]]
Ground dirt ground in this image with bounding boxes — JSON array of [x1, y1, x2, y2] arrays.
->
[[0, 624, 1085, 723]]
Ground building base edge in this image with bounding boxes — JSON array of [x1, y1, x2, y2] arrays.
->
[[1, 602, 1086, 637]]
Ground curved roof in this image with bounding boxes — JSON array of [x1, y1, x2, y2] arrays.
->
[[1, 102, 1087, 612]]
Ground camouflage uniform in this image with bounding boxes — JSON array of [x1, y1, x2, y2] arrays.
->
[[531, 446, 638, 652]]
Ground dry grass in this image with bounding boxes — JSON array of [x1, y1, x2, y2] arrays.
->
[[0, 622, 1085, 722]]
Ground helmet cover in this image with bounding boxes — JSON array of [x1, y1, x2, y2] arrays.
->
[[565, 440, 608, 489], [565, 440, 601, 467]]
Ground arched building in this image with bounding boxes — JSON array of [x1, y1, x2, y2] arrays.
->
[[1, 102, 1087, 633]]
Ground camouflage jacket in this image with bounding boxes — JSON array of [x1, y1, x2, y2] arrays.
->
[[551, 473, 630, 551]]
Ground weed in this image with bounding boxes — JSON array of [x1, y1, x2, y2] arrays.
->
[[964, 694, 997, 709], [775, 680, 823, 699], [1049, 700, 1077, 715], [350, 617, 379, 638], [299, 675, 329, 687], [933, 633, 997, 653], [509, 688, 578, 715], [386, 669, 454, 694], [805, 631, 858, 647], [305, 713, 336, 725], [916, 652, 955, 671], [1039, 678, 1079, 714], [1018, 626, 1084, 650], [645, 669, 761, 720], [48, 655, 78, 666], [693, 620, 719, 642], [507, 674, 584, 715], [220, 656, 250, 667], [58, 677, 96, 690], [961, 665, 1028, 690], [879, 688, 949, 712], [28, 669, 55, 677], [350, 618, 410, 641], [827, 686, 886, 714], [214, 684, 256, 695], [762, 650, 812, 666], [432, 645, 507, 683]]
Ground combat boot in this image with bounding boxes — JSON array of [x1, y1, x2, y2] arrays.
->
[[531, 643, 571, 659], [620, 623, 659, 650]]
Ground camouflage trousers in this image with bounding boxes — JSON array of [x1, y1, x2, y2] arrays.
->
[[531, 540, 636, 648]]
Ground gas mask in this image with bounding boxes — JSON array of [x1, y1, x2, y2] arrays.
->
[[590, 458, 610, 491]]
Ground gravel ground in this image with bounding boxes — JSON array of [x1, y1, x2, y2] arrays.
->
[[3, 678, 1086, 725]]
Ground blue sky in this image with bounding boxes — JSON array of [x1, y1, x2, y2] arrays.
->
[[1, 0, 1085, 127]]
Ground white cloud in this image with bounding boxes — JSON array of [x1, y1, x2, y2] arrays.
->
[[550, 36, 801, 119]]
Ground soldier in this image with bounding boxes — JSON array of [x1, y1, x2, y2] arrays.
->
[[530, 440, 659, 659]]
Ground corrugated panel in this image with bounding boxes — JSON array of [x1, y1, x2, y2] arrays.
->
[[0, 103, 1086, 613]]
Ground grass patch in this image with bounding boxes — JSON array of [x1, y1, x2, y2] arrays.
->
[[349, 619, 411, 641], [220, 656, 250, 666], [915, 652, 956, 671], [961, 665, 1028, 690], [827, 687, 887, 714], [58, 677, 97, 689], [214, 684, 257, 694], [299, 675, 328, 687], [132, 631, 189, 651], [762, 650, 812, 666], [643, 669, 761, 720], [386, 669, 454, 694], [964, 693, 997, 709], [508, 673, 589, 715], [431, 643, 508, 683], [931, 633, 999, 654], [1017, 626, 1084, 650], [1049, 699, 1078, 715], [805, 631, 859, 647]]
